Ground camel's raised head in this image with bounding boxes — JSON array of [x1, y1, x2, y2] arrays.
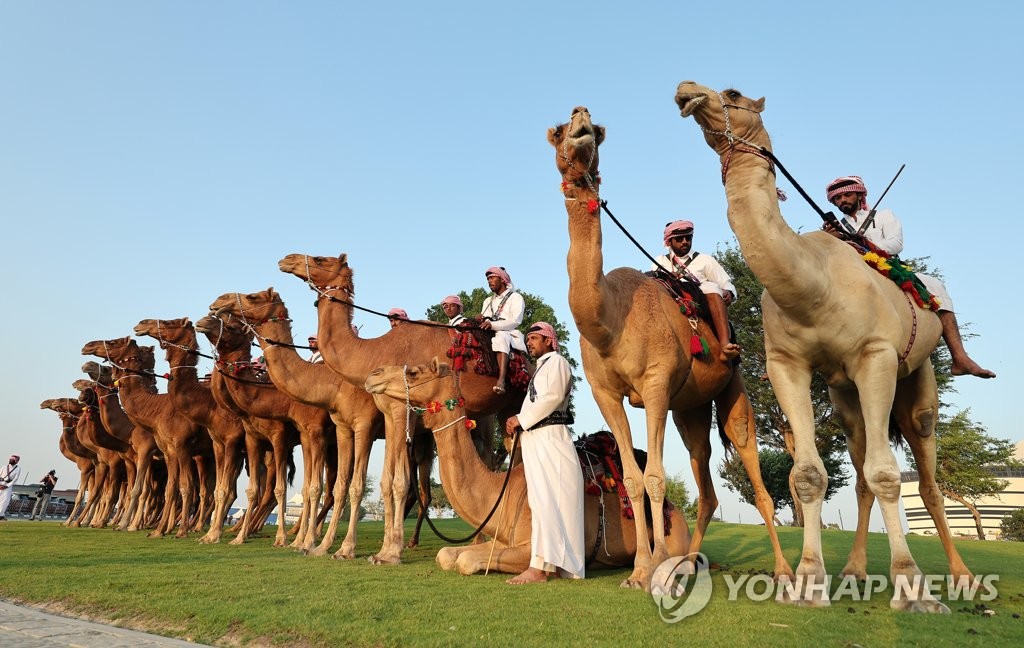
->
[[364, 357, 453, 406], [40, 397, 83, 418], [209, 288, 286, 324], [195, 311, 253, 353], [80, 361, 113, 384], [71, 378, 94, 393], [674, 81, 766, 153], [279, 253, 353, 295], [134, 317, 192, 347], [81, 336, 133, 361], [72, 380, 99, 407], [547, 106, 605, 185]]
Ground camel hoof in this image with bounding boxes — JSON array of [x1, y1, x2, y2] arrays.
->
[[368, 554, 401, 566], [891, 596, 950, 614], [331, 551, 355, 561], [306, 546, 328, 557], [228, 537, 245, 546], [619, 578, 645, 590], [406, 541, 419, 549], [198, 535, 220, 545]]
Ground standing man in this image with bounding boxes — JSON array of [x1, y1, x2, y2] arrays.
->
[[504, 322, 584, 583], [29, 469, 58, 521], [441, 295, 466, 327], [307, 335, 323, 363], [652, 220, 740, 360], [824, 175, 995, 378], [479, 266, 526, 394], [0, 454, 22, 520]]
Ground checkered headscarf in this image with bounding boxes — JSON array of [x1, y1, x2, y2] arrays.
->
[[826, 176, 869, 211]]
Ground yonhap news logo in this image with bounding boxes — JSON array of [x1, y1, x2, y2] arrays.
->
[[651, 553, 999, 622]]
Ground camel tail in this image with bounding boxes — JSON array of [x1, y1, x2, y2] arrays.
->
[[287, 453, 296, 486], [888, 414, 905, 449], [715, 409, 733, 454]]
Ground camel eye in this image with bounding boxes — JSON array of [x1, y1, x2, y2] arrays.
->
[[726, 89, 741, 99]]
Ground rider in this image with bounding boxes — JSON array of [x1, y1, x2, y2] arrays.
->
[[479, 266, 526, 394]]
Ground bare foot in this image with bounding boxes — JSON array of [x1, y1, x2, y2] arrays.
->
[[493, 382, 506, 394], [951, 357, 996, 379], [506, 567, 549, 585], [719, 342, 740, 361]]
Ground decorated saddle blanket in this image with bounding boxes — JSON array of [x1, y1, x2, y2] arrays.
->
[[853, 240, 941, 311], [644, 269, 716, 361], [445, 327, 530, 391], [575, 430, 674, 530]]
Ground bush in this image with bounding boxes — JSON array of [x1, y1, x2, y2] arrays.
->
[[999, 509, 1024, 541]]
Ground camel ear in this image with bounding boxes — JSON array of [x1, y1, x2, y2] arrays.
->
[[339, 253, 348, 264], [753, 97, 765, 112], [595, 124, 606, 145], [546, 125, 562, 147]]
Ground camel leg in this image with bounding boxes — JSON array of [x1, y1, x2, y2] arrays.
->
[[87, 464, 110, 528], [829, 387, 874, 580], [174, 448, 195, 538], [673, 405, 716, 560], [407, 432, 435, 548], [591, 386, 654, 590], [767, 358, 829, 606], [893, 364, 972, 583], [332, 423, 373, 560], [436, 542, 531, 577], [853, 347, 948, 613], [370, 401, 410, 565], [713, 372, 793, 579], [289, 439, 320, 552], [310, 427, 348, 557]]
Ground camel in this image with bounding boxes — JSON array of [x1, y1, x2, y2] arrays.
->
[[81, 361, 164, 531], [365, 358, 692, 575], [134, 317, 255, 544], [278, 253, 523, 565], [207, 290, 390, 558], [82, 337, 208, 538], [547, 107, 789, 590], [40, 398, 96, 526], [193, 311, 333, 551], [673, 81, 972, 613], [71, 380, 130, 528]]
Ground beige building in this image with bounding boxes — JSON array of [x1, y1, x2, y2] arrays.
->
[[900, 440, 1024, 539]]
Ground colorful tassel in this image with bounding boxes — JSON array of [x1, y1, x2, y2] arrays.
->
[[690, 334, 705, 357]]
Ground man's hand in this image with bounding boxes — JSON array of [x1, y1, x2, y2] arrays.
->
[[505, 415, 521, 437], [479, 319, 492, 330], [822, 222, 846, 239]]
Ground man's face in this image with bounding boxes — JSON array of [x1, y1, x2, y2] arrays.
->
[[668, 233, 693, 256], [486, 275, 507, 294], [308, 338, 318, 350], [441, 302, 462, 319], [833, 191, 863, 216], [389, 319, 402, 329], [526, 332, 553, 358]]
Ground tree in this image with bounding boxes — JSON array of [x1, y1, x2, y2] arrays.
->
[[341, 475, 375, 522], [425, 287, 579, 459], [904, 409, 1022, 539], [429, 477, 452, 518], [1000, 509, 1024, 542], [663, 472, 698, 520], [714, 244, 850, 525]]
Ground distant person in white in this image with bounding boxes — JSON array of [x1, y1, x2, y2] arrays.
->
[[823, 175, 994, 378], [0, 454, 22, 520], [307, 335, 323, 364], [479, 266, 526, 394], [504, 322, 584, 584]]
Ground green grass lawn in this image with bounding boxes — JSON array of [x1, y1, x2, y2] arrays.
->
[[2, 519, 1022, 647]]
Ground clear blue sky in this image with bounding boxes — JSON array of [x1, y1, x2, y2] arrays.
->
[[2, 2, 1020, 533]]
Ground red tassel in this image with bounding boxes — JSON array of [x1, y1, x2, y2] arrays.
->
[[690, 334, 705, 356]]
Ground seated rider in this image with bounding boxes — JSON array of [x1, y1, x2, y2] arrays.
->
[[824, 175, 995, 378], [387, 308, 408, 330], [478, 266, 526, 394], [652, 219, 740, 361], [441, 295, 467, 327]]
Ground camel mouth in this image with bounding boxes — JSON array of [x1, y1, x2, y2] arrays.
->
[[364, 378, 386, 395], [675, 93, 706, 118]]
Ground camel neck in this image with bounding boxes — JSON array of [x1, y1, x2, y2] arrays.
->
[[257, 318, 343, 406], [564, 185, 615, 349]]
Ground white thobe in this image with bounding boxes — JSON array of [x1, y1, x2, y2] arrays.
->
[[849, 208, 953, 311], [480, 288, 526, 353], [448, 314, 466, 326], [651, 251, 737, 299], [0, 463, 21, 516], [516, 351, 585, 579]]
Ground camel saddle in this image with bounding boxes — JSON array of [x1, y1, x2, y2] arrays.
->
[[644, 269, 711, 325], [445, 326, 530, 391]]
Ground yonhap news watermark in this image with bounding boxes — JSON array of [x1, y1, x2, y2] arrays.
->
[[652, 553, 1000, 623]]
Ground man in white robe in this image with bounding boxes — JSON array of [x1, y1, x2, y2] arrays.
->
[[504, 322, 585, 583], [479, 266, 526, 394], [0, 454, 22, 520], [825, 175, 994, 378], [440, 295, 467, 327]]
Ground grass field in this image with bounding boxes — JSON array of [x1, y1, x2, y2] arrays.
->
[[2, 519, 1022, 647]]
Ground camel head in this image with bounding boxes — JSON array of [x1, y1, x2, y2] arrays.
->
[[674, 81, 767, 154], [279, 253, 354, 298], [547, 106, 605, 187], [365, 357, 456, 412], [72, 379, 98, 407], [195, 311, 253, 355], [81, 336, 134, 362], [134, 317, 193, 349], [80, 361, 113, 385], [39, 397, 84, 419], [209, 288, 289, 325]]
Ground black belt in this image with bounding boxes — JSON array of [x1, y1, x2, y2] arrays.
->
[[528, 411, 574, 430]]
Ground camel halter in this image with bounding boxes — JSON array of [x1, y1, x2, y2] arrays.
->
[[398, 364, 521, 547]]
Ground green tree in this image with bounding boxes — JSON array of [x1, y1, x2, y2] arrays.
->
[[429, 477, 453, 518], [339, 475, 375, 522], [714, 244, 849, 525], [664, 472, 699, 520], [904, 409, 1022, 539], [1000, 509, 1024, 542]]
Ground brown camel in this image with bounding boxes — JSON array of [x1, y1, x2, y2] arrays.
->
[[194, 310, 333, 552], [40, 398, 96, 526], [547, 107, 789, 590], [207, 290, 389, 558], [674, 81, 969, 613], [278, 253, 523, 565], [81, 361, 163, 531], [134, 317, 254, 544], [71, 380, 130, 528], [365, 358, 692, 575], [82, 337, 208, 538]]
